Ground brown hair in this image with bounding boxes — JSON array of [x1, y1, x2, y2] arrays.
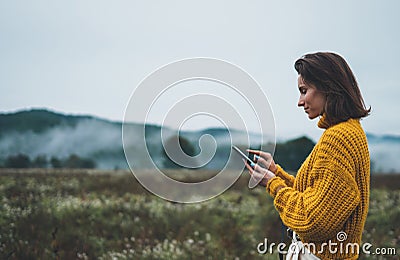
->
[[294, 52, 370, 126]]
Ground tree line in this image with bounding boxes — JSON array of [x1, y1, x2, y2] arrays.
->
[[0, 136, 317, 171], [1, 154, 96, 169], [162, 135, 317, 172]]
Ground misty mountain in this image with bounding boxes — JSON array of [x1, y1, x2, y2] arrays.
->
[[0, 110, 125, 169], [0, 109, 399, 173], [0, 109, 268, 170], [366, 133, 400, 173]]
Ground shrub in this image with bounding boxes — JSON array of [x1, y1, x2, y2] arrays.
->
[[4, 153, 31, 168]]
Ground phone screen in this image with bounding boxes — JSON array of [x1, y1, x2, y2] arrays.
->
[[232, 145, 266, 188], [231, 145, 255, 167]]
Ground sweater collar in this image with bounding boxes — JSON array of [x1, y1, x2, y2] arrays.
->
[[318, 114, 361, 129]]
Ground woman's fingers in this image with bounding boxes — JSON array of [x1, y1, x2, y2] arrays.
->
[[247, 149, 277, 173], [247, 149, 262, 156], [243, 159, 254, 173], [243, 159, 275, 187], [251, 164, 270, 187], [244, 160, 264, 178], [255, 157, 272, 169], [247, 150, 273, 160]]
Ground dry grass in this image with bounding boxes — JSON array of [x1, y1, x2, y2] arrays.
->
[[0, 168, 398, 259]]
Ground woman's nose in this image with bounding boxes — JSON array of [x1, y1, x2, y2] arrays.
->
[[298, 96, 304, 107]]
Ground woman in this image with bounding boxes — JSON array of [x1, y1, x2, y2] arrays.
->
[[245, 52, 370, 259]]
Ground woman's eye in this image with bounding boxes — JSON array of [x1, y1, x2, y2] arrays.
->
[[300, 88, 307, 94]]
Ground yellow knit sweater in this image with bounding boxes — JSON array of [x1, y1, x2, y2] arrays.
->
[[266, 116, 370, 259]]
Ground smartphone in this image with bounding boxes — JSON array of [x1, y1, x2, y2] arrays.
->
[[231, 145, 255, 167], [232, 145, 266, 188]]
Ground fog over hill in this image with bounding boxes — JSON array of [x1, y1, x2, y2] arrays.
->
[[0, 109, 267, 170], [0, 109, 399, 173]]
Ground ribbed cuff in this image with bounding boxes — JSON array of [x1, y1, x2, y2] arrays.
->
[[266, 176, 286, 197], [274, 164, 283, 176], [274, 164, 295, 187], [275, 164, 288, 179]]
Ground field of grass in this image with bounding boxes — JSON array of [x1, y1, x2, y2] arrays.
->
[[0, 169, 399, 259]]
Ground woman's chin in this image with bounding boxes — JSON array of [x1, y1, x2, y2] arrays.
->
[[308, 114, 318, 120]]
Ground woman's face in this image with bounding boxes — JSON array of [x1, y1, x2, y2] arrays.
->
[[297, 75, 326, 119]]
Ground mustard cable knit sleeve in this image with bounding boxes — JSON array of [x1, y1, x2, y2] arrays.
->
[[266, 128, 361, 242], [274, 164, 295, 187]]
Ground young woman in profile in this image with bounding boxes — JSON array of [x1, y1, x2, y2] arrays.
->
[[245, 52, 370, 260]]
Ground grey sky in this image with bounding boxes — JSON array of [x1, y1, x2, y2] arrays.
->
[[1, 1, 399, 141]]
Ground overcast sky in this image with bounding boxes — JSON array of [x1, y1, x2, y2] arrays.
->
[[1, 1, 399, 141]]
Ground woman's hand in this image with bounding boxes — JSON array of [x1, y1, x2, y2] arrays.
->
[[244, 159, 275, 187], [242, 150, 276, 187], [246, 150, 277, 173]]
